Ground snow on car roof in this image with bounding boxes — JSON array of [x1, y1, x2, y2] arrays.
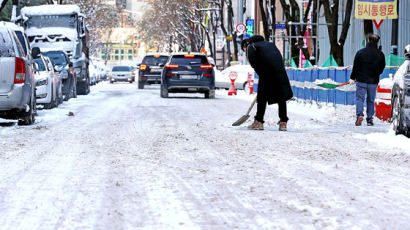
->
[[21, 5, 80, 17]]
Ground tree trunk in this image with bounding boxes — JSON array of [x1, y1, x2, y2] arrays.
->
[[0, 0, 9, 13], [270, 0, 276, 30], [258, 0, 269, 40], [311, 0, 318, 65], [321, 0, 353, 66], [363, 20, 373, 37]]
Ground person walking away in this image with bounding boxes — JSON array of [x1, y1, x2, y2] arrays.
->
[[241, 35, 293, 131], [350, 34, 385, 126]]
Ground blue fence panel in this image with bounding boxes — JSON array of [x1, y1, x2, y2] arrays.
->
[[328, 68, 337, 104], [345, 69, 355, 105], [287, 66, 398, 105], [335, 69, 347, 105], [296, 69, 304, 99], [317, 69, 328, 102], [302, 69, 312, 100], [287, 69, 297, 96], [311, 69, 319, 102]]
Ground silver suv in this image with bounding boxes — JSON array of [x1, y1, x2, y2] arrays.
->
[[0, 22, 36, 125]]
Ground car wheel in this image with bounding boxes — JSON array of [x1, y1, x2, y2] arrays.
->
[[138, 83, 144, 89], [110, 81, 114, 84], [160, 86, 168, 98], [392, 96, 406, 135], [19, 91, 36, 125], [205, 90, 215, 99]]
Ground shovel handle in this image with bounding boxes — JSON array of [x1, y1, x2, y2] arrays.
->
[[337, 82, 350, 87], [246, 96, 257, 115]]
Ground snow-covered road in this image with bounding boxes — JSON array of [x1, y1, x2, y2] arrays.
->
[[0, 82, 409, 229]]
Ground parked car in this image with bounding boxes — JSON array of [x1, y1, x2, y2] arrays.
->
[[42, 50, 77, 101], [160, 53, 215, 98], [89, 62, 98, 85], [0, 22, 36, 125], [138, 53, 169, 89], [391, 44, 410, 136], [110, 65, 135, 83], [215, 64, 254, 92], [33, 52, 63, 109]]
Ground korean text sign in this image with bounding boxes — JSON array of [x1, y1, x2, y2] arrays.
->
[[355, 0, 397, 19]]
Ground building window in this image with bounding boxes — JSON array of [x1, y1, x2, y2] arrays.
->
[[121, 49, 124, 60], [115, 49, 119, 60], [128, 50, 133, 60]]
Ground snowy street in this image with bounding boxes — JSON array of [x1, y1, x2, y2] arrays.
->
[[0, 82, 409, 229]]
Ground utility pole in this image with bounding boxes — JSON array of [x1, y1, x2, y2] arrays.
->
[[391, 0, 399, 55]]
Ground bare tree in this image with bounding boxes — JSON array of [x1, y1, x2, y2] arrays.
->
[[279, 0, 311, 66], [321, 0, 353, 66]]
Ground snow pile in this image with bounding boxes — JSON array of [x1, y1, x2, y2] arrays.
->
[[379, 77, 394, 90]]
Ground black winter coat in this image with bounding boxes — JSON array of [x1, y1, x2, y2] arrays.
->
[[350, 43, 386, 84], [246, 36, 293, 104]]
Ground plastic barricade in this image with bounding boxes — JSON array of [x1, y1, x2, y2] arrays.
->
[[285, 66, 398, 106], [302, 69, 312, 100], [375, 78, 393, 121], [317, 68, 328, 102]]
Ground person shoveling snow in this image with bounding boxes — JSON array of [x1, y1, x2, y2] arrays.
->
[[237, 35, 293, 131]]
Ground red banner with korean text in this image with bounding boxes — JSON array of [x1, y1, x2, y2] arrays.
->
[[355, 0, 398, 19]]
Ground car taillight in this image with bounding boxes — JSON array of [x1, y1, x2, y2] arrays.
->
[[203, 73, 213, 77], [140, 64, 147, 70], [166, 64, 179, 69], [200, 64, 213, 70], [14, 57, 26, 84], [184, 54, 195, 58]]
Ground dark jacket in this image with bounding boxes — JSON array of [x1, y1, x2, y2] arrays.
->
[[246, 35, 293, 104], [350, 43, 386, 84]]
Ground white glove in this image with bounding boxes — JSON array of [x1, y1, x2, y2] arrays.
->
[[349, 79, 356, 84]]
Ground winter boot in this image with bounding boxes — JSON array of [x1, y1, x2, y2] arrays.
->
[[367, 118, 374, 126], [278, 121, 287, 131], [355, 116, 364, 126], [248, 120, 264, 130]]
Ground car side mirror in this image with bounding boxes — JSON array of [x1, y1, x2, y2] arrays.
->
[[31, 47, 41, 59], [69, 62, 73, 68], [159, 63, 165, 67], [54, 66, 59, 72]]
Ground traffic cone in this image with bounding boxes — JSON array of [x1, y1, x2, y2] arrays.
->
[[228, 78, 237, 96]]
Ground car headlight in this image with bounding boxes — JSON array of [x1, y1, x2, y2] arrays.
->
[[74, 68, 82, 75], [36, 78, 48, 86]]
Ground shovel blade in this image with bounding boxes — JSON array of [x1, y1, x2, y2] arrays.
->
[[316, 83, 338, 89], [232, 115, 250, 126]]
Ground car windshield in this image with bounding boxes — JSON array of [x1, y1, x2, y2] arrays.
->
[[112, 66, 131, 72], [43, 52, 67, 67], [142, 56, 168, 66], [26, 15, 76, 29], [170, 56, 208, 65], [0, 30, 15, 57], [34, 58, 46, 71]]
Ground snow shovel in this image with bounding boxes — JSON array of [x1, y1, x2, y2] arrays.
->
[[232, 96, 257, 126], [316, 81, 351, 89]]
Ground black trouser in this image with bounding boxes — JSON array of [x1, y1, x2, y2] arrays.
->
[[255, 100, 288, 123]]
